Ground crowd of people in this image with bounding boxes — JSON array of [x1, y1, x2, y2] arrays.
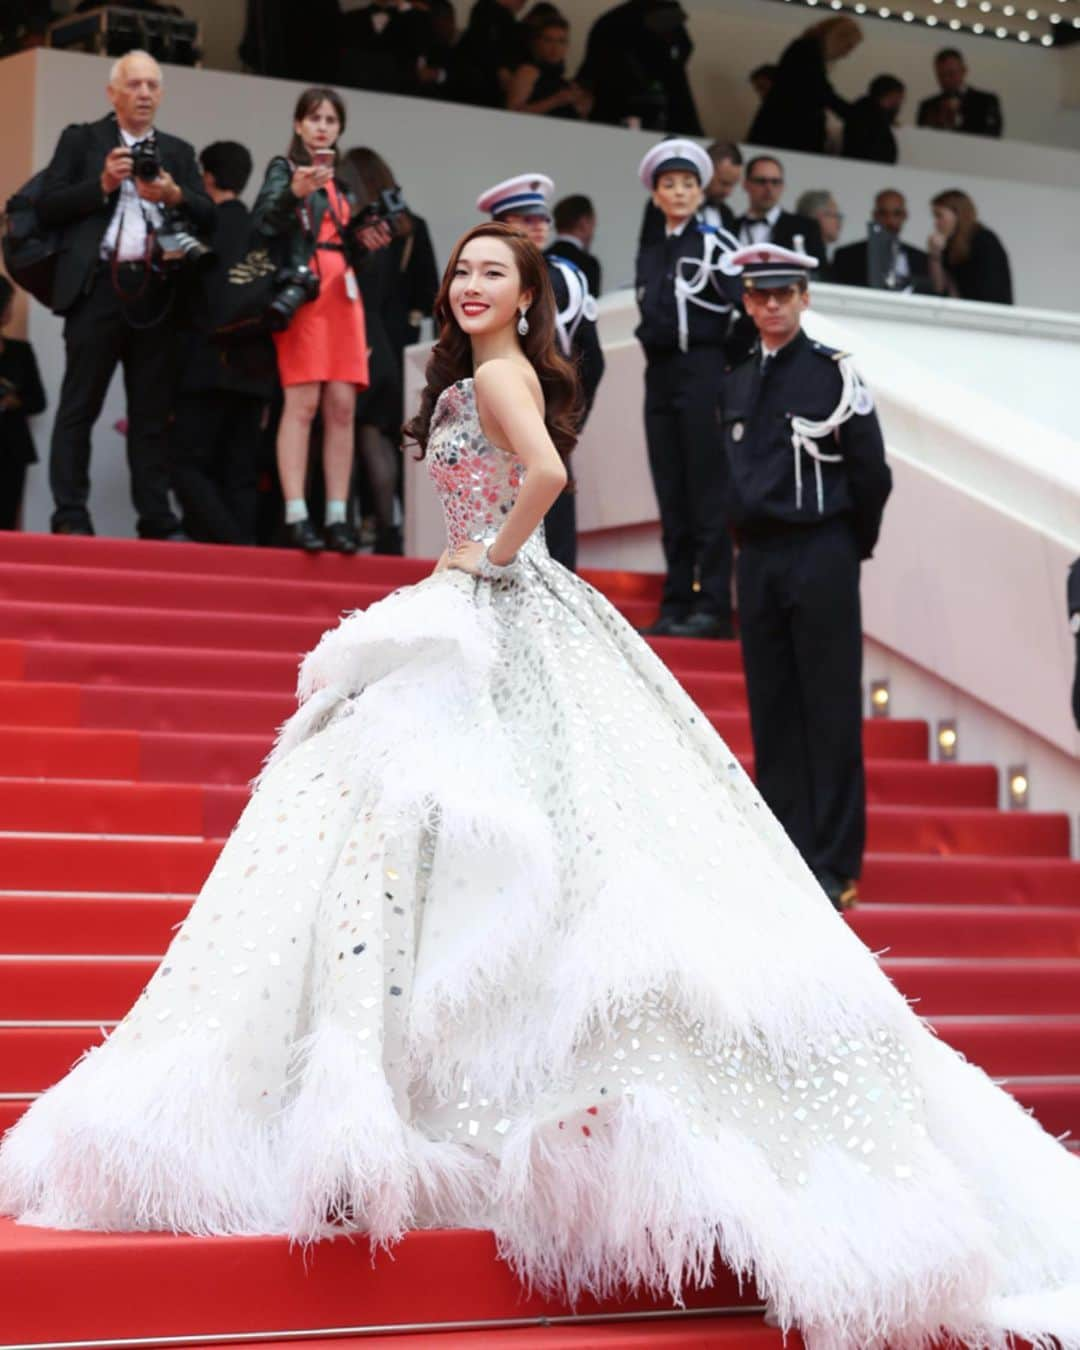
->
[[0, 29, 1015, 542]]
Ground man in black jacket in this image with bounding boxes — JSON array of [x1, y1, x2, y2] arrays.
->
[[577, 0, 702, 135], [721, 243, 892, 910], [168, 142, 274, 547], [736, 155, 825, 265], [337, 0, 435, 96], [843, 74, 904, 164], [831, 189, 930, 293], [546, 195, 602, 299], [448, 0, 527, 107], [38, 49, 213, 538], [917, 48, 1003, 138]]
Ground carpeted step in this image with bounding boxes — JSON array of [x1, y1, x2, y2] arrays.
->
[[862, 855, 1080, 907], [863, 761, 997, 808], [930, 1016, 1080, 1076], [0, 531, 669, 604], [0, 892, 192, 955], [848, 904, 1080, 958], [0, 1218, 752, 1345], [8, 954, 1079, 1022], [0, 560, 390, 624], [865, 807, 1071, 858], [16, 637, 304, 692], [0, 779, 208, 837], [882, 958, 1080, 1016], [0, 835, 220, 894], [1002, 1078, 1080, 1139], [164, 1326, 792, 1350]]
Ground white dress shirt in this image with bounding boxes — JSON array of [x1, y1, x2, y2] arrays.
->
[[739, 204, 782, 246], [100, 126, 164, 263]]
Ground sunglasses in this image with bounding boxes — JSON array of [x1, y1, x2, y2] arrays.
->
[[745, 285, 800, 304], [748, 176, 784, 186]]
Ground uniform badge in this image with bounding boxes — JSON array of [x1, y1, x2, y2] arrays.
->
[[732, 422, 744, 442]]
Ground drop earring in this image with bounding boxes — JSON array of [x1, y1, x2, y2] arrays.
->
[[517, 308, 530, 337]]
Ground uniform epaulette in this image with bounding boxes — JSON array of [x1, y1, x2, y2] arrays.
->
[[809, 340, 847, 361], [696, 223, 722, 237]]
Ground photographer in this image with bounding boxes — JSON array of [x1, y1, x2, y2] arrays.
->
[[38, 49, 213, 538], [169, 142, 272, 546], [251, 87, 390, 553], [0, 276, 46, 530]]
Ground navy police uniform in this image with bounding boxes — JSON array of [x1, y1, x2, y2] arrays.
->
[[722, 245, 892, 903], [477, 174, 605, 572], [635, 140, 740, 637]]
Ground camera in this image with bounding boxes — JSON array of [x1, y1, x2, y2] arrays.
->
[[156, 209, 215, 273], [130, 139, 161, 183], [353, 186, 410, 237], [267, 266, 320, 331]]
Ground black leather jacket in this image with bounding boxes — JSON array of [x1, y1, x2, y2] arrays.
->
[[250, 156, 358, 271]]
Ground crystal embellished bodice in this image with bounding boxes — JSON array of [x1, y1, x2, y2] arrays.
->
[[426, 378, 529, 553]]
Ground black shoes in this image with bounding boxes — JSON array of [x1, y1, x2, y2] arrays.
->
[[817, 872, 859, 912], [282, 519, 325, 552], [639, 614, 684, 637], [52, 520, 95, 537], [324, 521, 359, 554], [667, 612, 735, 640]]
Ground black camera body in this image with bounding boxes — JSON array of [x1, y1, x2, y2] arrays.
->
[[156, 209, 215, 272], [130, 138, 161, 183], [267, 265, 320, 331], [354, 186, 410, 236]]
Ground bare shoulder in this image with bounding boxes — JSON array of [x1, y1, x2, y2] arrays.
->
[[474, 359, 544, 414]]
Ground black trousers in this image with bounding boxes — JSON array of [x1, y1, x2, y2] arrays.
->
[[50, 270, 181, 537], [544, 473, 577, 571], [643, 346, 732, 620], [0, 456, 29, 531], [736, 518, 866, 882], [168, 390, 261, 545]]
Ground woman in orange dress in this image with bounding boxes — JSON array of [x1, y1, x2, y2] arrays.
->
[[252, 87, 389, 552]]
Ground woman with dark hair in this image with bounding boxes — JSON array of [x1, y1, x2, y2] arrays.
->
[[6, 225, 1080, 1350], [748, 16, 862, 155], [505, 13, 592, 120], [339, 146, 438, 553], [928, 188, 1013, 305], [0, 276, 46, 530], [251, 86, 389, 553]]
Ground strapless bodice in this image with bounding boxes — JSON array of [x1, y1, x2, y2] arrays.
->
[[425, 378, 530, 554]]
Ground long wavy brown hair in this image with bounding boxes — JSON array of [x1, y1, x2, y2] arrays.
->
[[404, 223, 582, 460], [932, 188, 979, 266]]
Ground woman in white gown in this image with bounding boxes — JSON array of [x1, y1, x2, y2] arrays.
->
[[2, 224, 1079, 1350]]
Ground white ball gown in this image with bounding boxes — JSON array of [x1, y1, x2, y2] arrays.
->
[[2, 377, 1079, 1350]]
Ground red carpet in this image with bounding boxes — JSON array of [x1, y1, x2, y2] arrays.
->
[[0, 531, 1076, 1349]]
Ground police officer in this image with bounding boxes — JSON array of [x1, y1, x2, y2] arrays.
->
[[477, 173, 605, 571], [721, 243, 892, 910], [635, 139, 740, 639]]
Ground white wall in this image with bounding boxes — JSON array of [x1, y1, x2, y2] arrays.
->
[[177, 0, 1080, 153]]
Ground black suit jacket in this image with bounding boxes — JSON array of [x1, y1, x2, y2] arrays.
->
[[336, 4, 433, 95], [736, 210, 826, 265], [747, 34, 850, 156], [831, 238, 930, 292], [917, 87, 1003, 138], [842, 96, 898, 164], [37, 113, 213, 315], [545, 238, 602, 298]]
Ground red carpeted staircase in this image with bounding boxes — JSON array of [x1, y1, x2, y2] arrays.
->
[[0, 532, 1076, 1350]]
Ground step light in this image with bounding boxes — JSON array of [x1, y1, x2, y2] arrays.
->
[[1007, 765, 1029, 810], [936, 719, 958, 761], [869, 679, 891, 718]]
